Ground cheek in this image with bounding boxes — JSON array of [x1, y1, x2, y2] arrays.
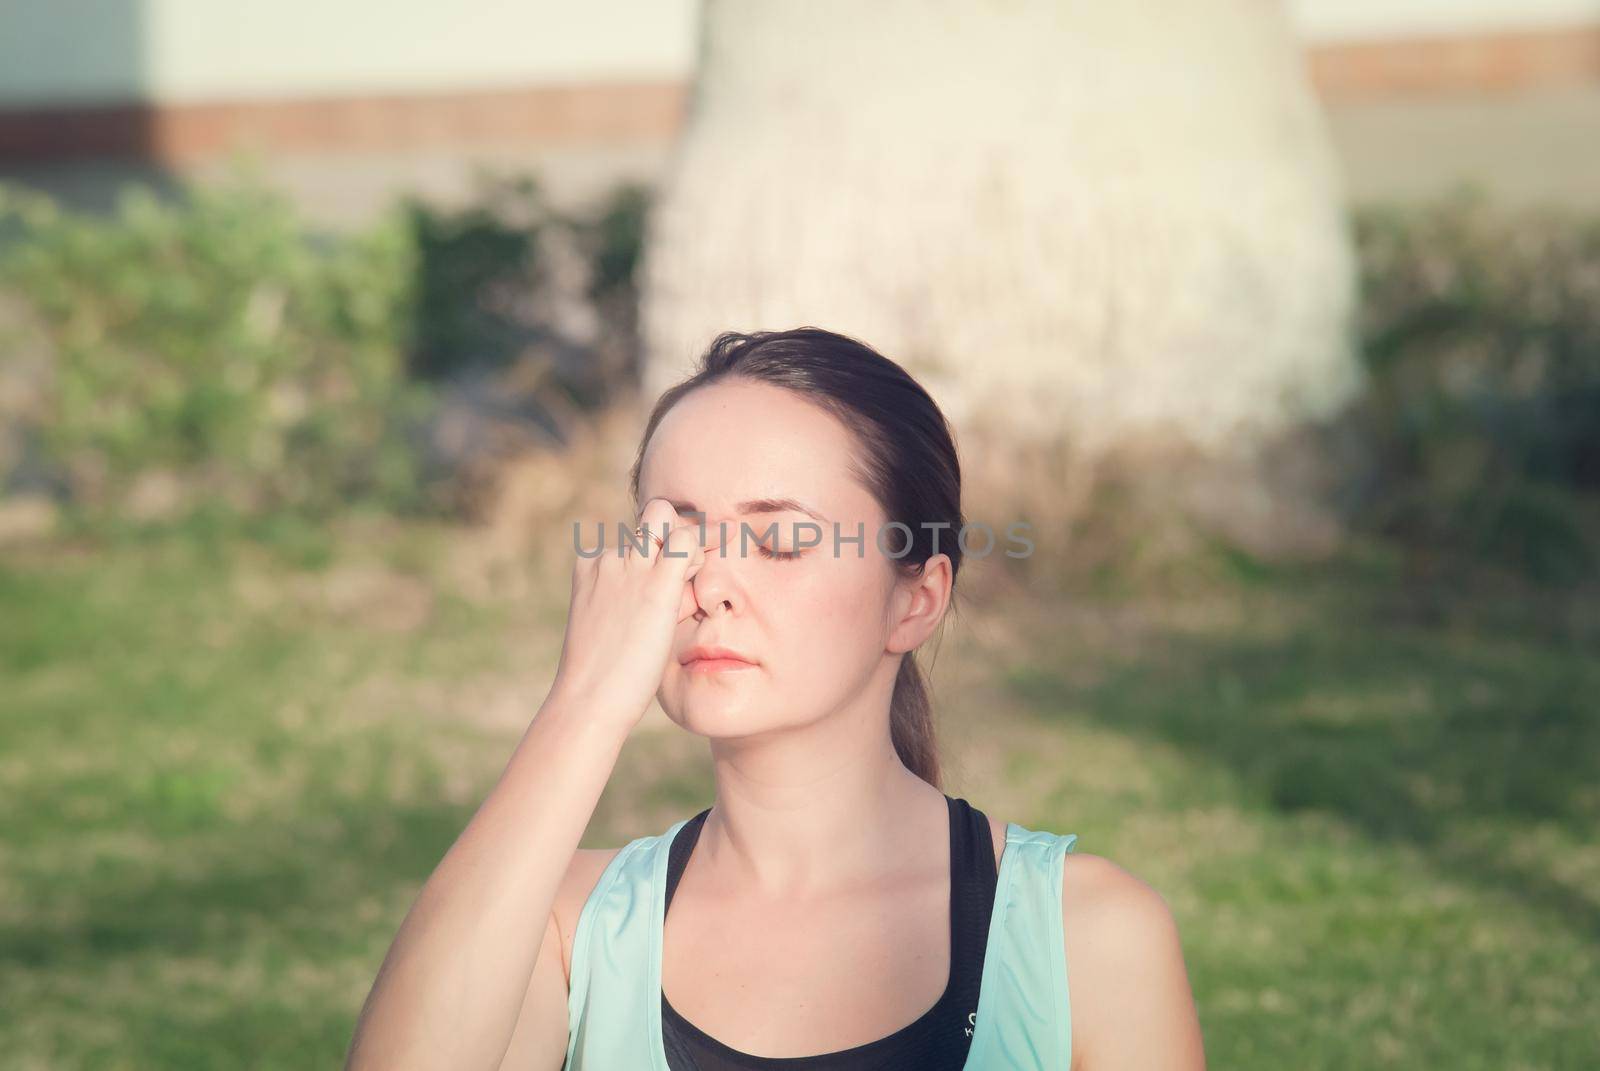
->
[[772, 558, 890, 658]]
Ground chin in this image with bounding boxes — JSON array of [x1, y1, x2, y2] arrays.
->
[[673, 711, 761, 740], [666, 694, 773, 739]]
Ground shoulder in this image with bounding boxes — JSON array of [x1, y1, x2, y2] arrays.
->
[[551, 846, 624, 986], [550, 817, 691, 985], [1060, 850, 1173, 932], [1059, 852, 1206, 1069], [985, 818, 1167, 928]]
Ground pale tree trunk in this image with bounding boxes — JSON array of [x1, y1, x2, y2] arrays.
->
[[639, 0, 1363, 561]]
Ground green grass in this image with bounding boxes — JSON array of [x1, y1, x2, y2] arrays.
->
[[0, 515, 526, 1071], [993, 545, 1599, 1069], [2, 519, 1596, 1069]]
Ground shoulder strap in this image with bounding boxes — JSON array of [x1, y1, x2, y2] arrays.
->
[[965, 822, 1079, 1069], [563, 818, 688, 1071]]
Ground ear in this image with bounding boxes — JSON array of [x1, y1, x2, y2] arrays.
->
[[887, 553, 954, 654]]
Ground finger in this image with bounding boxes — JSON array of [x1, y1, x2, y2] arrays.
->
[[620, 513, 661, 564], [631, 497, 681, 567], [621, 521, 655, 565], [658, 515, 702, 563], [660, 519, 706, 621], [677, 570, 702, 624]]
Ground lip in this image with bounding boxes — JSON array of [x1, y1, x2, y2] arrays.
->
[[680, 644, 758, 672], [684, 657, 758, 674]]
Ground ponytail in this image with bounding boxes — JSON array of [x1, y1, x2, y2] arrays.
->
[[890, 655, 942, 790]]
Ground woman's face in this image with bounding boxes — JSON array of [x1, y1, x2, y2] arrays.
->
[[637, 378, 914, 739]]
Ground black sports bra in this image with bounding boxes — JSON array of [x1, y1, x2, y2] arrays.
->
[[659, 794, 1000, 1070]]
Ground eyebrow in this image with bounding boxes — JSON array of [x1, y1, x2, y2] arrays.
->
[[663, 497, 831, 524]]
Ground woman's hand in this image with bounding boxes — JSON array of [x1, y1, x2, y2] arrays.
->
[[346, 499, 705, 1071], [547, 497, 706, 735]]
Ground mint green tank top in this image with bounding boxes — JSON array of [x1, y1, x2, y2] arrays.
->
[[562, 816, 1079, 1069]]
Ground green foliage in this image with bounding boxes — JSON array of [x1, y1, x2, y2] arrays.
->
[[9, 165, 1596, 597], [0, 166, 658, 528], [399, 171, 651, 406], [0, 170, 435, 520], [576, 180, 651, 305], [401, 171, 547, 382], [1350, 191, 1600, 584]]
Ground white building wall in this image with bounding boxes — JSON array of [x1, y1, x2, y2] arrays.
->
[[3, 1, 1598, 109], [0, 0, 702, 106], [1287, 0, 1600, 42]]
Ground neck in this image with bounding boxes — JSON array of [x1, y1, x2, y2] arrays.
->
[[695, 686, 947, 900]]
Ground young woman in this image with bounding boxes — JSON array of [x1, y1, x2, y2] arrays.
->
[[345, 328, 1207, 1070]]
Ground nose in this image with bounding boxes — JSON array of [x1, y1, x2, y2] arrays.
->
[[690, 534, 741, 616]]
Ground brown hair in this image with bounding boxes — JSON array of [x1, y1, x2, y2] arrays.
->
[[628, 327, 965, 789]]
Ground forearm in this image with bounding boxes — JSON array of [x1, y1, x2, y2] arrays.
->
[[344, 692, 630, 1071]]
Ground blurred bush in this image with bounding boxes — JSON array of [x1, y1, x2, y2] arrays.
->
[[396, 171, 650, 522], [1347, 191, 1600, 585], [402, 171, 647, 401], [0, 164, 653, 530], [0, 173, 432, 522], [3, 168, 1596, 590]]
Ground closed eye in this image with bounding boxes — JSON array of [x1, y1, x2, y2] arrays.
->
[[757, 543, 803, 562]]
